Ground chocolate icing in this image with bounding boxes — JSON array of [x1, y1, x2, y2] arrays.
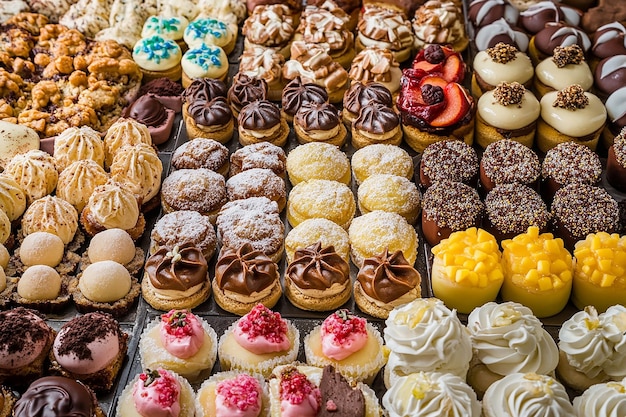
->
[[294, 102, 340, 131], [282, 76, 328, 117], [228, 74, 268, 113], [0, 308, 51, 365], [357, 249, 419, 303], [215, 243, 278, 295], [238, 100, 282, 130], [354, 102, 399, 134], [592, 23, 626, 59], [145, 244, 208, 291], [519, 2, 582, 34], [127, 95, 167, 127], [286, 242, 349, 290], [318, 365, 365, 417], [13, 376, 94, 417], [187, 96, 233, 126], [56, 312, 119, 361], [468, 0, 519, 29], [306, 0, 360, 14], [343, 82, 393, 116], [183, 78, 228, 103], [595, 57, 626, 96], [533, 23, 591, 57]]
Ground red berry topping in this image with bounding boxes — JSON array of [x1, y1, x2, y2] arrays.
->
[[424, 45, 445, 64], [280, 367, 321, 408], [162, 310, 195, 337], [321, 310, 367, 344], [216, 374, 261, 412], [238, 304, 288, 343], [138, 369, 179, 408], [421, 84, 444, 105]]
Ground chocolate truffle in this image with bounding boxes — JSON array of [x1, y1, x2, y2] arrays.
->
[[419, 140, 479, 189], [125, 94, 175, 145], [591, 22, 626, 60], [469, 0, 520, 29]]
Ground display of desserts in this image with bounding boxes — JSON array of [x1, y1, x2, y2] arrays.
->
[[2, 1, 626, 415]]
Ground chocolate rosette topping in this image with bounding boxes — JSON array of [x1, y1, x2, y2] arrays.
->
[[215, 243, 278, 296], [183, 78, 227, 103], [294, 102, 340, 131], [357, 249, 420, 303], [238, 100, 282, 130], [282, 76, 329, 117], [343, 82, 393, 115], [187, 96, 233, 127], [287, 242, 349, 290], [145, 244, 208, 291], [228, 74, 268, 113], [354, 102, 400, 134], [127, 95, 167, 127]]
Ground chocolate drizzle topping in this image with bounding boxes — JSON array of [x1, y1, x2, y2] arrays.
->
[[295, 102, 340, 131], [343, 82, 393, 115], [145, 244, 208, 291], [188, 96, 233, 126], [286, 242, 350, 290], [553, 84, 588, 110], [228, 74, 268, 112], [215, 243, 278, 296], [56, 312, 119, 360], [282, 76, 329, 117], [238, 100, 282, 130], [357, 249, 420, 303], [183, 78, 227, 103], [354, 102, 400, 134], [13, 377, 94, 417], [127, 94, 167, 126]]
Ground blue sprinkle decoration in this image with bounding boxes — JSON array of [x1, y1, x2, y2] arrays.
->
[[185, 44, 223, 70], [134, 35, 179, 64], [186, 18, 227, 40]]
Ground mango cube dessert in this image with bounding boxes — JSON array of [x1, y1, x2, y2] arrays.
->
[[501, 226, 573, 317], [431, 227, 504, 314], [573, 232, 626, 312]]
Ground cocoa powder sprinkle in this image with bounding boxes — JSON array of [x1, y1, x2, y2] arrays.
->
[[493, 82, 525, 106], [553, 84, 588, 110], [552, 45, 584, 68], [486, 42, 518, 64], [56, 312, 119, 361]]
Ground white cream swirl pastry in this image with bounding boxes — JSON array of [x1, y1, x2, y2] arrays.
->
[[142, 15, 189, 41], [53, 125, 105, 172], [21, 195, 79, 245], [242, 4, 295, 51], [82, 181, 140, 231], [0, 174, 26, 221], [133, 35, 182, 72], [109, 143, 163, 205], [196, 0, 246, 26], [103, 118, 152, 168], [483, 373, 575, 417], [356, 5, 414, 61], [384, 298, 472, 387], [348, 47, 402, 94], [412, 1, 467, 51], [573, 378, 626, 417], [56, 160, 108, 213], [467, 301, 559, 377], [383, 372, 482, 417], [4, 149, 57, 205]]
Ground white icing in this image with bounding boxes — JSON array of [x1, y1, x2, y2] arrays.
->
[[540, 90, 606, 136], [475, 18, 529, 52], [535, 58, 593, 90], [478, 89, 540, 130], [473, 50, 534, 85], [606, 87, 626, 122], [600, 56, 626, 80], [181, 44, 227, 78], [573, 378, 626, 417]]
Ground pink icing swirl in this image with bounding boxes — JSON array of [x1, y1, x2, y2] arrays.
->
[[233, 304, 290, 355], [132, 369, 181, 417], [215, 374, 262, 417], [280, 368, 321, 417], [159, 310, 204, 359], [320, 310, 368, 361]]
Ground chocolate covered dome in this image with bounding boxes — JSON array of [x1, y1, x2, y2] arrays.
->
[[281, 76, 329, 117], [187, 96, 233, 126], [238, 100, 282, 130]]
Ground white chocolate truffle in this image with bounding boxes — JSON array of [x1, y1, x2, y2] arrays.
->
[[17, 265, 61, 300], [88, 229, 135, 265], [19, 232, 65, 267], [79, 260, 131, 303]]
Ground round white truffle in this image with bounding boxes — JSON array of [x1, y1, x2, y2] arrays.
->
[[17, 265, 61, 300], [79, 260, 131, 303], [88, 228, 136, 265], [19, 232, 65, 267]]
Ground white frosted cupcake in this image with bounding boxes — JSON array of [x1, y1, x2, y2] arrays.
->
[[383, 372, 481, 417], [218, 304, 299, 378], [304, 309, 386, 384], [574, 378, 626, 417], [466, 301, 559, 398], [139, 310, 217, 383], [383, 298, 472, 388], [483, 373, 575, 417], [116, 368, 195, 417], [558, 305, 626, 392], [195, 371, 270, 417]]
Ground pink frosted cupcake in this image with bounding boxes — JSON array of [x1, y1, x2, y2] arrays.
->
[[195, 371, 270, 417], [139, 309, 218, 383], [116, 368, 196, 417], [218, 304, 299, 378], [304, 309, 385, 384]]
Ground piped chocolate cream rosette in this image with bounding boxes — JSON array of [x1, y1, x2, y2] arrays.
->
[[285, 242, 351, 311], [354, 249, 422, 319], [142, 244, 211, 311], [183, 96, 234, 143], [237, 100, 290, 147], [342, 82, 393, 127], [227, 74, 268, 118], [213, 243, 282, 316], [351, 101, 402, 149], [282, 76, 329, 123], [293, 102, 347, 147]]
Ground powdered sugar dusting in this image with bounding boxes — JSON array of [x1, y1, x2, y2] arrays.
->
[[161, 168, 227, 212]]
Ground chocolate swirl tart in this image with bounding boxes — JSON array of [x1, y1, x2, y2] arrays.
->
[[227, 73, 268, 117], [351, 101, 402, 149], [213, 243, 282, 315], [237, 100, 289, 147], [354, 249, 421, 318], [141, 244, 211, 311], [182, 78, 227, 103], [342, 82, 393, 126], [281, 76, 329, 123], [294, 102, 347, 147], [183, 96, 234, 143], [285, 242, 351, 311]]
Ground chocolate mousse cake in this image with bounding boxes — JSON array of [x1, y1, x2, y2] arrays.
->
[[319, 365, 365, 417]]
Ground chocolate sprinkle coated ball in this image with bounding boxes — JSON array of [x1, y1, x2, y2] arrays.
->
[[485, 183, 550, 238], [422, 180, 484, 231], [481, 139, 540, 186], [541, 141, 602, 186], [420, 140, 478, 186], [552, 184, 619, 248], [613, 128, 626, 168]]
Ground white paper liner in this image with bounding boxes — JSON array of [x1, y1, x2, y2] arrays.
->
[[115, 369, 195, 417], [303, 322, 386, 385], [217, 318, 300, 378], [194, 370, 270, 417], [139, 315, 218, 383]]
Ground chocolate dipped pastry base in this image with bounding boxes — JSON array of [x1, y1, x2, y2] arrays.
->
[[606, 145, 626, 192]]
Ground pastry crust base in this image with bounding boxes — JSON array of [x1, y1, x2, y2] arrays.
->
[[141, 274, 211, 311], [0, 328, 54, 388], [212, 279, 282, 316], [294, 123, 348, 147], [238, 119, 290, 147], [402, 119, 475, 153], [414, 37, 469, 54], [140, 63, 182, 84], [536, 119, 602, 153], [351, 126, 403, 149], [354, 281, 398, 319], [284, 276, 351, 312], [69, 277, 141, 318], [475, 112, 535, 149], [555, 350, 608, 394]]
